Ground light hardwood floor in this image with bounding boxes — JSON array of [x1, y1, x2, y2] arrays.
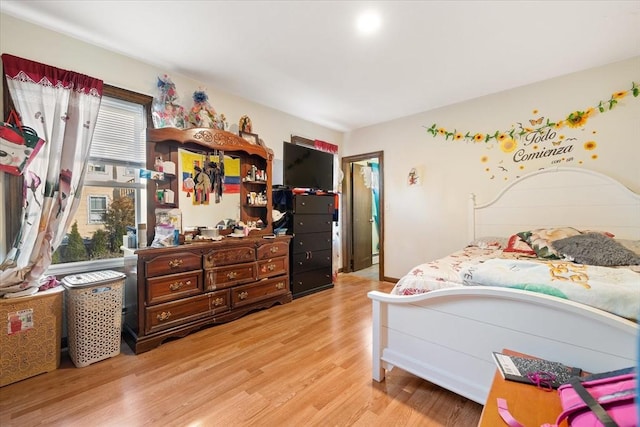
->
[[0, 273, 482, 427]]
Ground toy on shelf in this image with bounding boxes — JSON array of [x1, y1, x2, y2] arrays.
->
[[239, 115, 253, 133], [186, 89, 228, 130], [152, 75, 186, 129]]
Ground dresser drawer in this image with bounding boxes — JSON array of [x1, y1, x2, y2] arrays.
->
[[291, 249, 331, 274], [291, 214, 333, 234], [205, 262, 256, 290], [146, 270, 203, 305], [292, 232, 332, 254], [145, 251, 202, 278], [208, 289, 231, 315], [256, 241, 289, 260], [293, 195, 334, 214], [203, 246, 255, 268], [291, 267, 333, 296], [231, 276, 289, 308], [257, 256, 288, 279], [145, 294, 210, 334]]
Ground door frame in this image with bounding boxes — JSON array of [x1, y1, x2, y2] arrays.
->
[[341, 151, 384, 281]]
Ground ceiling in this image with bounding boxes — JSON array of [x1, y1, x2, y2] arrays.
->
[[2, 1, 639, 132]]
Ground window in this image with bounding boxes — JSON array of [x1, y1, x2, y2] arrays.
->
[[49, 86, 152, 269], [88, 195, 108, 224], [88, 163, 108, 174]]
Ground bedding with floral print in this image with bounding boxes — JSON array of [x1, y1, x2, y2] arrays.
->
[[503, 234, 537, 256], [516, 227, 582, 259]]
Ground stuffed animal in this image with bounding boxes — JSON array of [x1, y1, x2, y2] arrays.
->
[[187, 89, 220, 129]]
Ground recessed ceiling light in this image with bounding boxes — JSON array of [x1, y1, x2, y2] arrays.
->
[[356, 10, 381, 35]]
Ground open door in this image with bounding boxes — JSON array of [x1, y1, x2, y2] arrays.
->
[[352, 163, 373, 271], [341, 151, 384, 280]]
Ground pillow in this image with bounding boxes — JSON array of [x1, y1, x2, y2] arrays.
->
[[503, 234, 537, 256], [517, 227, 582, 259], [582, 229, 615, 238], [551, 233, 640, 266], [617, 239, 640, 256], [468, 236, 508, 249]]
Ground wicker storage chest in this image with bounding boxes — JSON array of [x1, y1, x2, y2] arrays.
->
[[0, 287, 63, 386]]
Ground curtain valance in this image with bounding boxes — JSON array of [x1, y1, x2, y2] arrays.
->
[[2, 53, 103, 96]]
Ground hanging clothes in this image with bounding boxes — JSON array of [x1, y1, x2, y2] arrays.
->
[[215, 151, 225, 202], [205, 151, 221, 204], [193, 165, 211, 205]]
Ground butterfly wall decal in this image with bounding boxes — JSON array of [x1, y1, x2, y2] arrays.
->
[[529, 117, 544, 126]]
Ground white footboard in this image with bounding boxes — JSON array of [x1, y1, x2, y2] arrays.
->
[[368, 287, 638, 405]]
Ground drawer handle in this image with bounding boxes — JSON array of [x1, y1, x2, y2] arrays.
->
[[270, 246, 279, 253], [227, 271, 238, 280], [275, 282, 285, 290], [157, 311, 171, 322], [169, 281, 188, 291], [213, 297, 225, 307], [238, 291, 249, 300], [168, 259, 183, 268]]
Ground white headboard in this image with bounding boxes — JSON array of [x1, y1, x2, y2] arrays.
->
[[469, 167, 640, 241]]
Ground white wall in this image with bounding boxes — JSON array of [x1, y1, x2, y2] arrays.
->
[[0, 13, 343, 257], [343, 57, 640, 278], [2, 13, 638, 281]]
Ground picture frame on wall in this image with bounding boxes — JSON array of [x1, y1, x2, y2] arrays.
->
[[239, 131, 259, 145]]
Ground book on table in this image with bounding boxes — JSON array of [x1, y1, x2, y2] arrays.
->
[[492, 352, 582, 389]]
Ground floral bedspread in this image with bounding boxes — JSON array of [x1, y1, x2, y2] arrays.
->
[[392, 246, 503, 294], [391, 247, 640, 320]]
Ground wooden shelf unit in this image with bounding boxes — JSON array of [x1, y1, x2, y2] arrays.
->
[[145, 127, 274, 245]]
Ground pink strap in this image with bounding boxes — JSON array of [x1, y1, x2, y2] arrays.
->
[[497, 398, 526, 427], [497, 398, 558, 427]]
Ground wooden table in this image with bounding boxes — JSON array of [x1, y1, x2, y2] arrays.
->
[[478, 349, 566, 427]]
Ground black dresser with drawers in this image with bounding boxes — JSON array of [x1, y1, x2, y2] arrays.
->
[[288, 193, 334, 298]]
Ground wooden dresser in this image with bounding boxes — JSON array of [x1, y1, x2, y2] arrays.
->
[[123, 236, 291, 354]]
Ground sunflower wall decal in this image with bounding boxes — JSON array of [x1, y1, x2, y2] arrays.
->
[[425, 82, 638, 144], [425, 82, 638, 181]]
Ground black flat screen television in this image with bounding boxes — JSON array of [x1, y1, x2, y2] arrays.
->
[[283, 141, 334, 191]]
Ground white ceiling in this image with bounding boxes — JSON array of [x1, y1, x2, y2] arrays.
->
[[2, 1, 639, 132]]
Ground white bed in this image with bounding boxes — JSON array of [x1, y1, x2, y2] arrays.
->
[[368, 167, 640, 405]]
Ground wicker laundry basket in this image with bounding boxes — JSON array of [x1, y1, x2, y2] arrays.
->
[[62, 271, 125, 368]]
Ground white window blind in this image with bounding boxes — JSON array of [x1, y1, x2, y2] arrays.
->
[[91, 96, 146, 166]]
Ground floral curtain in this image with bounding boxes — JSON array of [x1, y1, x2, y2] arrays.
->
[[0, 54, 103, 297]]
